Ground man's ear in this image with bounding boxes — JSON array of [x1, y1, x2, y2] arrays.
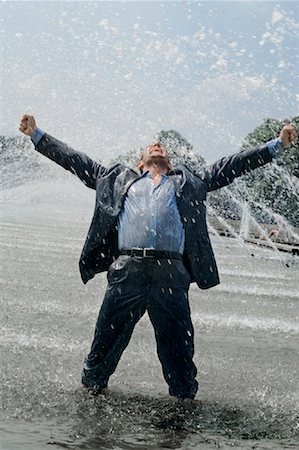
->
[[137, 160, 145, 172]]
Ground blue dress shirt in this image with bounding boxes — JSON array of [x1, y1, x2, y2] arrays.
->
[[118, 172, 185, 253], [267, 138, 284, 156], [31, 127, 45, 144]]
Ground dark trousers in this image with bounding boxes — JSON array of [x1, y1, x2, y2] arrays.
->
[[81, 255, 198, 399]]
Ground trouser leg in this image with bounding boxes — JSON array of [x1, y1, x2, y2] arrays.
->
[[81, 256, 147, 390], [147, 259, 198, 399]]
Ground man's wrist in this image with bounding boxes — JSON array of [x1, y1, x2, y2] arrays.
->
[[267, 138, 284, 158], [31, 128, 45, 145]]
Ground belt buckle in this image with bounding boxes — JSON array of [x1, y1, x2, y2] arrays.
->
[[143, 248, 152, 257]]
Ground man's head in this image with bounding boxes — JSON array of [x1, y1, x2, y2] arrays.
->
[[137, 142, 171, 172]]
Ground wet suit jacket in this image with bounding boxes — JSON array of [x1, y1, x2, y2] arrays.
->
[[34, 134, 274, 289]]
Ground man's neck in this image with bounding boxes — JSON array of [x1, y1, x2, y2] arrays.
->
[[144, 164, 168, 184]]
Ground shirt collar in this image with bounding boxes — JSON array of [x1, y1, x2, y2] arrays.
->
[[142, 170, 169, 180]]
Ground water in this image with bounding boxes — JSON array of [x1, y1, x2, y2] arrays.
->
[[1, 192, 298, 449], [2, 1, 298, 445]]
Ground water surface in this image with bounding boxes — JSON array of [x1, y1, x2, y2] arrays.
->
[[1, 201, 298, 449]]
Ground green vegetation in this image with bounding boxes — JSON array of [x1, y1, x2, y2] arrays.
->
[[157, 121, 299, 227], [238, 116, 299, 227], [157, 129, 206, 174]]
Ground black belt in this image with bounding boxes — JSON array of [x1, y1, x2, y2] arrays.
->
[[120, 248, 182, 260]]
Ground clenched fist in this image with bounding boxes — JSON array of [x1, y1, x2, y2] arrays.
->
[[19, 115, 37, 137], [279, 124, 297, 149]]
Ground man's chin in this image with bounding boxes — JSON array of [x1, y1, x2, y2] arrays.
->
[[147, 155, 169, 168], [148, 155, 167, 163]]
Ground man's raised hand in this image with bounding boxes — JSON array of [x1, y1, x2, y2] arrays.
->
[[279, 124, 297, 149], [19, 115, 37, 137]]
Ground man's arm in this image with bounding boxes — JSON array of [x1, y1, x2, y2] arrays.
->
[[206, 124, 297, 192], [19, 115, 107, 189]]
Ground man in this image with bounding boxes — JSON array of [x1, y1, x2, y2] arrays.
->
[[19, 115, 297, 400]]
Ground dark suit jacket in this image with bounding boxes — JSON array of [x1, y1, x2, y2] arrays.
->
[[34, 134, 273, 289]]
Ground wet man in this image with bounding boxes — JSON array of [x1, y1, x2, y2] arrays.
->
[[19, 115, 297, 400]]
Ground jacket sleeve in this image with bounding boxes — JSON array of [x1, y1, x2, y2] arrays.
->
[[34, 133, 107, 189], [206, 143, 273, 192]]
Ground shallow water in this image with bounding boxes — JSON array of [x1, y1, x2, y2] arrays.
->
[[1, 201, 298, 449]]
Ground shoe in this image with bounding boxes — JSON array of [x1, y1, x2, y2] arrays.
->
[[79, 383, 107, 397], [170, 396, 193, 404]]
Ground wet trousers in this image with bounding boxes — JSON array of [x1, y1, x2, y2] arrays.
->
[[81, 255, 198, 399]]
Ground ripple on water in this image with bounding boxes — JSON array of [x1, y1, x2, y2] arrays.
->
[[0, 388, 298, 450]]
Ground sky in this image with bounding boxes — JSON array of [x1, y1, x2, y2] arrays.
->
[[1, 0, 298, 163]]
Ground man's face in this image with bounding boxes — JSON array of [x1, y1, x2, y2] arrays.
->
[[143, 142, 168, 158], [139, 142, 171, 170]]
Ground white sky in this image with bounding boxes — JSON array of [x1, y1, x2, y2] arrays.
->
[[1, 0, 298, 162]]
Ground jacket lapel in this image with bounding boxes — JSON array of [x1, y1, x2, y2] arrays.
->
[[169, 167, 186, 197]]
